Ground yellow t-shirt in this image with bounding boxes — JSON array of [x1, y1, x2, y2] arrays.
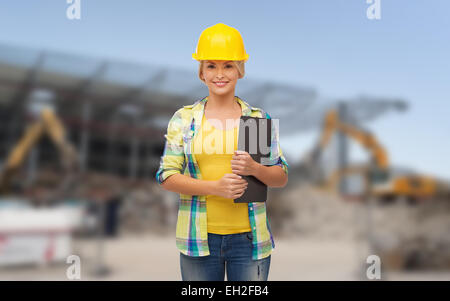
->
[[193, 116, 251, 234]]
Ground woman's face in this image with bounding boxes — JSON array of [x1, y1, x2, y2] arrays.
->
[[200, 60, 240, 96]]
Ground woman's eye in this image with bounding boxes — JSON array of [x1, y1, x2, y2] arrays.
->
[[225, 65, 233, 68], [207, 65, 215, 68]]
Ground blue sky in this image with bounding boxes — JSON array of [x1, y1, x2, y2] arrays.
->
[[0, 0, 449, 178]]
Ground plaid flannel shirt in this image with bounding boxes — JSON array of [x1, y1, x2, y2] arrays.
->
[[156, 96, 289, 260]]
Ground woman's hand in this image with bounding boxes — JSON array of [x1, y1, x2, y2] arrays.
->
[[231, 150, 258, 176], [213, 173, 248, 199]]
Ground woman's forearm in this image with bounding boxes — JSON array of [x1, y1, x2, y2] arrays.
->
[[161, 173, 217, 196], [252, 163, 288, 188]]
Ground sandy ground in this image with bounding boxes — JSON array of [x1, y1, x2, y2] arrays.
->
[[0, 233, 449, 281]]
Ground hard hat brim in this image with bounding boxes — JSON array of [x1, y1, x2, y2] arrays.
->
[[192, 53, 249, 61]]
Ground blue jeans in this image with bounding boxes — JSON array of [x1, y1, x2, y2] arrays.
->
[[180, 232, 271, 281]]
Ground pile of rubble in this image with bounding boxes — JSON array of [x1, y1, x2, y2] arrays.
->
[[370, 197, 450, 270], [267, 182, 450, 270], [267, 184, 360, 240], [119, 182, 178, 235]]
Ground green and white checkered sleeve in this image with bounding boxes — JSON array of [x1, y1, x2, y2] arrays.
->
[[265, 112, 289, 175], [155, 109, 185, 185]]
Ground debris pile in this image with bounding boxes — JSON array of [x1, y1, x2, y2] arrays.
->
[[267, 184, 359, 239], [370, 198, 450, 270]]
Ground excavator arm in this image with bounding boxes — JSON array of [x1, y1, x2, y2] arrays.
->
[[307, 109, 390, 196], [310, 110, 445, 201], [0, 108, 78, 194], [314, 110, 389, 169]]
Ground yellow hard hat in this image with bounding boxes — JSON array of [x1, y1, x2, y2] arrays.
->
[[192, 23, 249, 61]]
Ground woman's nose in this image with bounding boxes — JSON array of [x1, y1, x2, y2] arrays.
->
[[216, 67, 225, 77]]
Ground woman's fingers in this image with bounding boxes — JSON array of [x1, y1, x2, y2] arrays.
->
[[220, 174, 248, 198], [232, 186, 247, 196], [227, 173, 242, 180], [230, 181, 247, 192], [234, 182, 248, 190], [233, 190, 245, 199], [232, 177, 247, 185]]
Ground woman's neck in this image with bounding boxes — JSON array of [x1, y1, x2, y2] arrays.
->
[[205, 92, 237, 112]]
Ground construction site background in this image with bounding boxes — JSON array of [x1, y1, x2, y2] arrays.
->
[[1, 1, 449, 281]]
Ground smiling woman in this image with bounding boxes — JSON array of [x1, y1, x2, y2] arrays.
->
[[156, 22, 289, 281], [198, 59, 242, 101]]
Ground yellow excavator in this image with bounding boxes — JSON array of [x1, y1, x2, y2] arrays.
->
[[0, 107, 79, 195], [309, 110, 449, 202]]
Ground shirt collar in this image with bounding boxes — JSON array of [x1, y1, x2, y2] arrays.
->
[[192, 95, 252, 115], [191, 96, 253, 133]]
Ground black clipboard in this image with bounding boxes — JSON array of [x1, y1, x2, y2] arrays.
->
[[234, 116, 272, 203]]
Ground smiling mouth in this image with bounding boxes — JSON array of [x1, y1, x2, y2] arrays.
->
[[213, 81, 229, 87]]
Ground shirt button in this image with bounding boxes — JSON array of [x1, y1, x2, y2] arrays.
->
[[253, 227, 256, 230], [250, 208, 253, 211]]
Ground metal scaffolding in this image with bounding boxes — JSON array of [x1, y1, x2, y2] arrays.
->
[[0, 42, 407, 181]]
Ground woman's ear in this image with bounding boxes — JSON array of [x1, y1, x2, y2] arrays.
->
[[199, 70, 205, 82]]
